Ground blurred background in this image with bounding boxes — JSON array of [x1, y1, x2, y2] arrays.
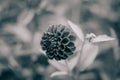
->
[[0, 0, 120, 80]]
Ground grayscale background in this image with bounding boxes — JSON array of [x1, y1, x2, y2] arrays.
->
[[0, 0, 120, 80]]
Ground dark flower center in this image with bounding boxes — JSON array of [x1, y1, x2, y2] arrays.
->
[[40, 24, 76, 60]]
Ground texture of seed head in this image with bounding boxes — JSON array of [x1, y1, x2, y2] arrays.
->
[[40, 24, 76, 60]]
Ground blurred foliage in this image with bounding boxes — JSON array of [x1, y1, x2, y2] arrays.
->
[[0, 0, 120, 80]]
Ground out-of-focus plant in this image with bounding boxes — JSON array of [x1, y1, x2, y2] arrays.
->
[[40, 20, 115, 79]]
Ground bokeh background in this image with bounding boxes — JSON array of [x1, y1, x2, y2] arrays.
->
[[0, 0, 120, 80]]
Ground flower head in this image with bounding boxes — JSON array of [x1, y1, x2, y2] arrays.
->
[[40, 24, 76, 60]]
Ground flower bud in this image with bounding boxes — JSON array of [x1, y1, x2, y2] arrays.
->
[[40, 24, 76, 60]]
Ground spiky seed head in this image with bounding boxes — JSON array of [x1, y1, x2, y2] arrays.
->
[[40, 24, 76, 60]]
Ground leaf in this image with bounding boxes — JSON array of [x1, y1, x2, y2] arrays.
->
[[79, 43, 99, 71], [91, 35, 115, 43], [50, 71, 68, 78], [68, 51, 80, 70], [48, 60, 67, 71], [68, 20, 84, 41]]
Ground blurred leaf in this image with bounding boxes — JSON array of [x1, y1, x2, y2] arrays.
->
[[79, 43, 99, 71], [25, 0, 42, 8], [9, 56, 19, 68], [33, 73, 44, 80], [0, 69, 17, 80], [0, 57, 8, 65], [0, 2, 22, 25], [16, 55, 32, 68], [68, 20, 84, 41], [4, 25, 32, 43], [50, 71, 67, 78], [34, 54, 49, 67], [2, 33, 17, 46]]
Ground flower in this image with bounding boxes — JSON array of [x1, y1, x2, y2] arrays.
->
[[40, 24, 76, 60], [40, 21, 115, 78]]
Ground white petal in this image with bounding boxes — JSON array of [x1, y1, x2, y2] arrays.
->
[[49, 60, 67, 71], [79, 43, 99, 71], [50, 71, 68, 78], [92, 35, 115, 43], [67, 20, 84, 41]]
